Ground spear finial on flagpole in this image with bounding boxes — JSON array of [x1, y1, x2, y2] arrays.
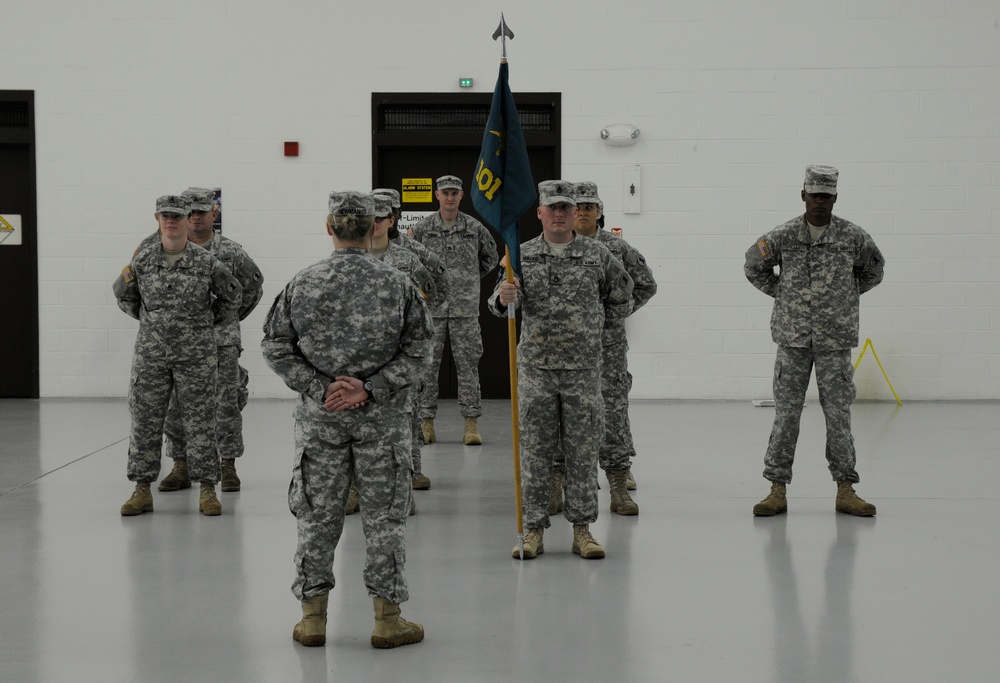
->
[[492, 13, 514, 63]]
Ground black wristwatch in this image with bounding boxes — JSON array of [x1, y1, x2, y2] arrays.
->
[[363, 380, 375, 400]]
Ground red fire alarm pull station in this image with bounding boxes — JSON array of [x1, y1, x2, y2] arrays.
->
[[284, 141, 299, 157]]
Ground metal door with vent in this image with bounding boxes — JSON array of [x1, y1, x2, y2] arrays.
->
[[0, 91, 38, 398], [372, 92, 560, 399]]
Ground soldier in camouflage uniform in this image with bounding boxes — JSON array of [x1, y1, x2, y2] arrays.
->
[[412, 175, 498, 445], [489, 181, 633, 560], [262, 191, 432, 649], [114, 195, 242, 517], [745, 165, 885, 517], [345, 193, 442, 515], [566, 181, 657, 516], [149, 188, 264, 494], [373, 187, 448, 490]]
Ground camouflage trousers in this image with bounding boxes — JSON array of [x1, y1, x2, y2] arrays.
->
[[127, 343, 219, 484], [407, 386, 424, 473], [165, 345, 247, 463], [554, 340, 634, 473], [419, 316, 483, 419], [289, 415, 412, 603], [519, 366, 603, 529], [763, 345, 859, 484]]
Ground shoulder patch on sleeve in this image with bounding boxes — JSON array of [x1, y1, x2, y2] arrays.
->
[[122, 266, 135, 284], [756, 239, 771, 259]]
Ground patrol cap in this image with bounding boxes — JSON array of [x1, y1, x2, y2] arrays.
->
[[156, 195, 191, 215], [436, 175, 463, 191], [371, 193, 394, 218], [183, 187, 216, 212], [373, 188, 401, 209], [574, 181, 602, 206], [537, 180, 577, 206], [803, 165, 839, 195], [328, 191, 375, 216]]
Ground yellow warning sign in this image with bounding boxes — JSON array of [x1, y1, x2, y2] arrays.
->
[[0, 214, 21, 246], [402, 178, 433, 204]]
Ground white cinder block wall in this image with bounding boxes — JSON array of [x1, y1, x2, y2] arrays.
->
[[2, 0, 998, 400]]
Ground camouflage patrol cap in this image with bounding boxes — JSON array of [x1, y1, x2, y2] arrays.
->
[[803, 165, 839, 195], [436, 175, 463, 191], [574, 181, 602, 206], [373, 188, 401, 209], [371, 193, 394, 218], [183, 187, 216, 212], [328, 191, 375, 216], [155, 195, 191, 215], [537, 180, 577, 206]]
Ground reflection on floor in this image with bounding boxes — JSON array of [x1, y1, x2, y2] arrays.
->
[[1, 398, 998, 683]]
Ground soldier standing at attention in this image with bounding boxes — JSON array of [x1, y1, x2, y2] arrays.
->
[[489, 181, 633, 560], [745, 165, 885, 517], [412, 175, 497, 445], [262, 191, 433, 649], [154, 187, 264, 494], [114, 195, 242, 516], [568, 181, 657, 516]]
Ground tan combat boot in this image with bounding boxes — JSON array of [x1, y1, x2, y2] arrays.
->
[[199, 483, 222, 516], [371, 597, 424, 649], [345, 484, 360, 515], [608, 470, 639, 516], [463, 417, 482, 445], [158, 459, 191, 492], [836, 481, 876, 516], [512, 528, 544, 560], [120, 481, 153, 516], [411, 472, 431, 490], [220, 459, 241, 492], [753, 482, 787, 516], [421, 418, 436, 444], [572, 524, 606, 559], [548, 470, 565, 515], [625, 467, 637, 491], [293, 593, 328, 647]]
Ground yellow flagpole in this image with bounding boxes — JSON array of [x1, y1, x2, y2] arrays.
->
[[504, 246, 525, 552]]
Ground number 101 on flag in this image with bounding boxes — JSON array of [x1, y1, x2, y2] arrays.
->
[[476, 159, 503, 201]]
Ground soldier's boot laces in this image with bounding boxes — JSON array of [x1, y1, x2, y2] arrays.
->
[[293, 593, 328, 647], [836, 481, 876, 517], [512, 528, 544, 560], [547, 470, 565, 516], [753, 482, 788, 517], [463, 417, 482, 445], [158, 459, 191, 492], [199, 483, 222, 516], [421, 418, 436, 444], [345, 485, 360, 515], [572, 524, 606, 559], [120, 481, 153, 516], [220, 459, 241, 492], [371, 597, 424, 649], [608, 470, 639, 516]]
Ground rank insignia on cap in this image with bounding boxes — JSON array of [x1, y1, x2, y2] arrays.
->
[[757, 239, 771, 258], [122, 266, 135, 284]]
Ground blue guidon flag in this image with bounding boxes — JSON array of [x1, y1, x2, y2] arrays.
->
[[472, 61, 535, 278]]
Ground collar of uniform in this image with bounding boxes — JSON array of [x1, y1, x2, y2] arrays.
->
[[797, 215, 839, 244]]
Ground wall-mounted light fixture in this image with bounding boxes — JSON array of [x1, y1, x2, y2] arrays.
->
[[600, 123, 640, 146]]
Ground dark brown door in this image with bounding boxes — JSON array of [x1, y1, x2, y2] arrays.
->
[[0, 92, 38, 398], [373, 92, 560, 400]]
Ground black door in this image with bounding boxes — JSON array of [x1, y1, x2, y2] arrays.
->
[[0, 92, 38, 398], [372, 92, 560, 400]]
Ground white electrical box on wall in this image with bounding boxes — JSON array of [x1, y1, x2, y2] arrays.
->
[[624, 165, 641, 214]]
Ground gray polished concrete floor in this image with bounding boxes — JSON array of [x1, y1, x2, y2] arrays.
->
[[1, 398, 998, 682]]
